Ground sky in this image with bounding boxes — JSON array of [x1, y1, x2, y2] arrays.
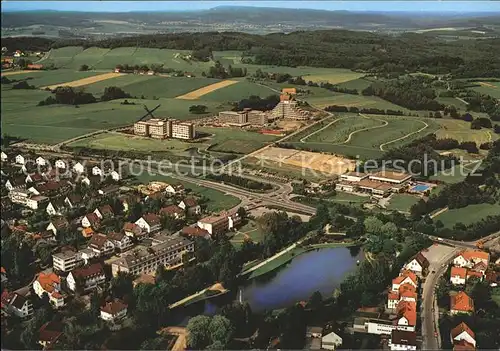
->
[[2, 1, 500, 13]]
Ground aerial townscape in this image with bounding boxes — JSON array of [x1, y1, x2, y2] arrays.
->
[[1, 1, 500, 350]]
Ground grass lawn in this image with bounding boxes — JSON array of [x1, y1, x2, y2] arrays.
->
[[429, 160, 483, 184], [433, 203, 500, 228], [435, 119, 498, 144], [331, 192, 370, 204], [386, 194, 420, 212], [200, 127, 278, 153], [470, 81, 500, 99], [247, 246, 308, 279], [304, 93, 413, 113], [84, 75, 221, 99], [135, 173, 241, 213], [230, 220, 265, 249]]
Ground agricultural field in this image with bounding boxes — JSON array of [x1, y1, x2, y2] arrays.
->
[[41, 72, 123, 89], [1, 69, 106, 88], [1, 89, 231, 144], [304, 70, 365, 84], [433, 203, 500, 228], [84, 75, 222, 99], [175, 80, 238, 100], [200, 80, 276, 101], [470, 81, 500, 99]]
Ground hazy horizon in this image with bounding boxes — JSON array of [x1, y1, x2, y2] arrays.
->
[[2, 1, 500, 13]]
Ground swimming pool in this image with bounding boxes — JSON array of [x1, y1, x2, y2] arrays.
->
[[411, 184, 430, 192]]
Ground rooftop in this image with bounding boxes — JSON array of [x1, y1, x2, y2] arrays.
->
[[451, 291, 474, 312]]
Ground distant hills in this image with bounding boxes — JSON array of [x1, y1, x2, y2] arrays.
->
[[2, 6, 500, 37]]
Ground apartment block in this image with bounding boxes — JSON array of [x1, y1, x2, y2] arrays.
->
[[217, 109, 268, 126], [111, 236, 194, 277], [133, 118, 195, 140]]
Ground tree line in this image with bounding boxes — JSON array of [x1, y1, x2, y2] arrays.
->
[[206, 174, 273, 191], [37, 86, 131, 106]]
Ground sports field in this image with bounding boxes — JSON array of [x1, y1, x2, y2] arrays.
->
[[386, 194, 420, 212], [433, 203, 500, 228], [84, 75, 221, 99], [253, 146, 356, 175], [175, 80, 239, 99], [41, 72, 123, 89]]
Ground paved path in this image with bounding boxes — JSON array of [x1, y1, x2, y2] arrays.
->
[[299, 116, 349, 143], [379, 119, 429, 151]]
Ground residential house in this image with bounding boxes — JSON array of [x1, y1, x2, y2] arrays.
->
[[388, 283, 417, 310], [450, 322, 476, 348], [46, 217, 69, 235], [100, 300, 128, 322], [135, 213, 161, 233], [92, 166, 104, 176], [165, 183, 184, 196], [395, 301, 417, 328], [5, 176, 26, 191], [107, 232, 133, 252], [88, 233, 115, 256], [72, 162, 85, 173], [117, 193, 140, 212], [52, 249, 81, 272], [1, 291, 33, 318], [82, 213, 101, 229], [46, 199, 66, 216], [197, 212, 241, 236], [450, 291, 474, 315], [181, 226, 210, 239], [25, 173, 44, 184], [123, 222, 144, 239], [36, 156, 47, 166], [15, 154, 26, 165], [64, 194, 83, 209], [80, 175, 101, 187], [321, 331, 343, 350], [466, 270, 484, 281], [1, 151, 7, 162], [33, 273, 65, 308], [453, 250, 490, 269], [55, 159, 67, 169], [66, 263, 106, 292], [38, 321, 63, 348], [305, 326, 323, 350], [159, 205, 185, 219], [389, 330, 417, 351], [392, 271, 418, 291], [82, 227, 94, 238], [94, 204, 114, 220], [450, 266, 467, 285], [178, 197, 201, 215], [403, 252, 429, 276], [26, 195, 49, 210]]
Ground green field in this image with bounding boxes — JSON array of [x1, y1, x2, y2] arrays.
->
[[330, 192, 370, 204], [201, 80, 276, 101], [433, 203, 500, 228], [84, 75, 221, 98], [430, 160, 482, 184], [434, 119, 497, 144], [200, 127, 278, 153], [386, 194, 420, 212], [470, 81, 500, 99], [304, 93, 414, 113], [230, 220, 265, 249], [2, 69, 105, 88], [304, 70, 365, 84], [1, 91, 231, 144]]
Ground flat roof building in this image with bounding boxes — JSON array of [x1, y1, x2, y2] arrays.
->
[[369, 170, 412, 184]]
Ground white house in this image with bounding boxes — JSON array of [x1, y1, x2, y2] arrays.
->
[[178, 198, 201, 215], [135, 213, 161, 233], [100, 300, 128, 322], [46, 217, 69, 235], [392, 271, 418, 291], [453, 250, 490, 268], [46, 200, 66, 216], [159, 205, 185, 219], [107, 232, 133, 252], [1, 151, 8, 162], [55, 159, 66, 169], [26, 195, 49, 210], [450, 266, 467, 285], [165, 184, 184, 195], [32, 273, 65, 308], [451, 322, 476, 347], [52, 250, 81, 273], [109, 170, 121, 181], [321, 332, 343, 350], [36, 156, 47, 166], [403, 252, 429, 276], [64, 194, 83, 209], [88, 233, 115, 256], [389, 330, 417, 351], [15, 154, 26, 165], [72, 162, 85, 174], [2, 292, 33, 319], [82, 213, 101, 228], [92, 166, 103, 176], [66, 263, 106, 292]]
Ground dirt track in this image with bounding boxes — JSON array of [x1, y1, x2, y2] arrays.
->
[[41, 72, 123, 89], [175, 79, 238, 99]]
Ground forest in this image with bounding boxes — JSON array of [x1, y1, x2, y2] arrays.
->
[[3, 30, 500, 76]]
